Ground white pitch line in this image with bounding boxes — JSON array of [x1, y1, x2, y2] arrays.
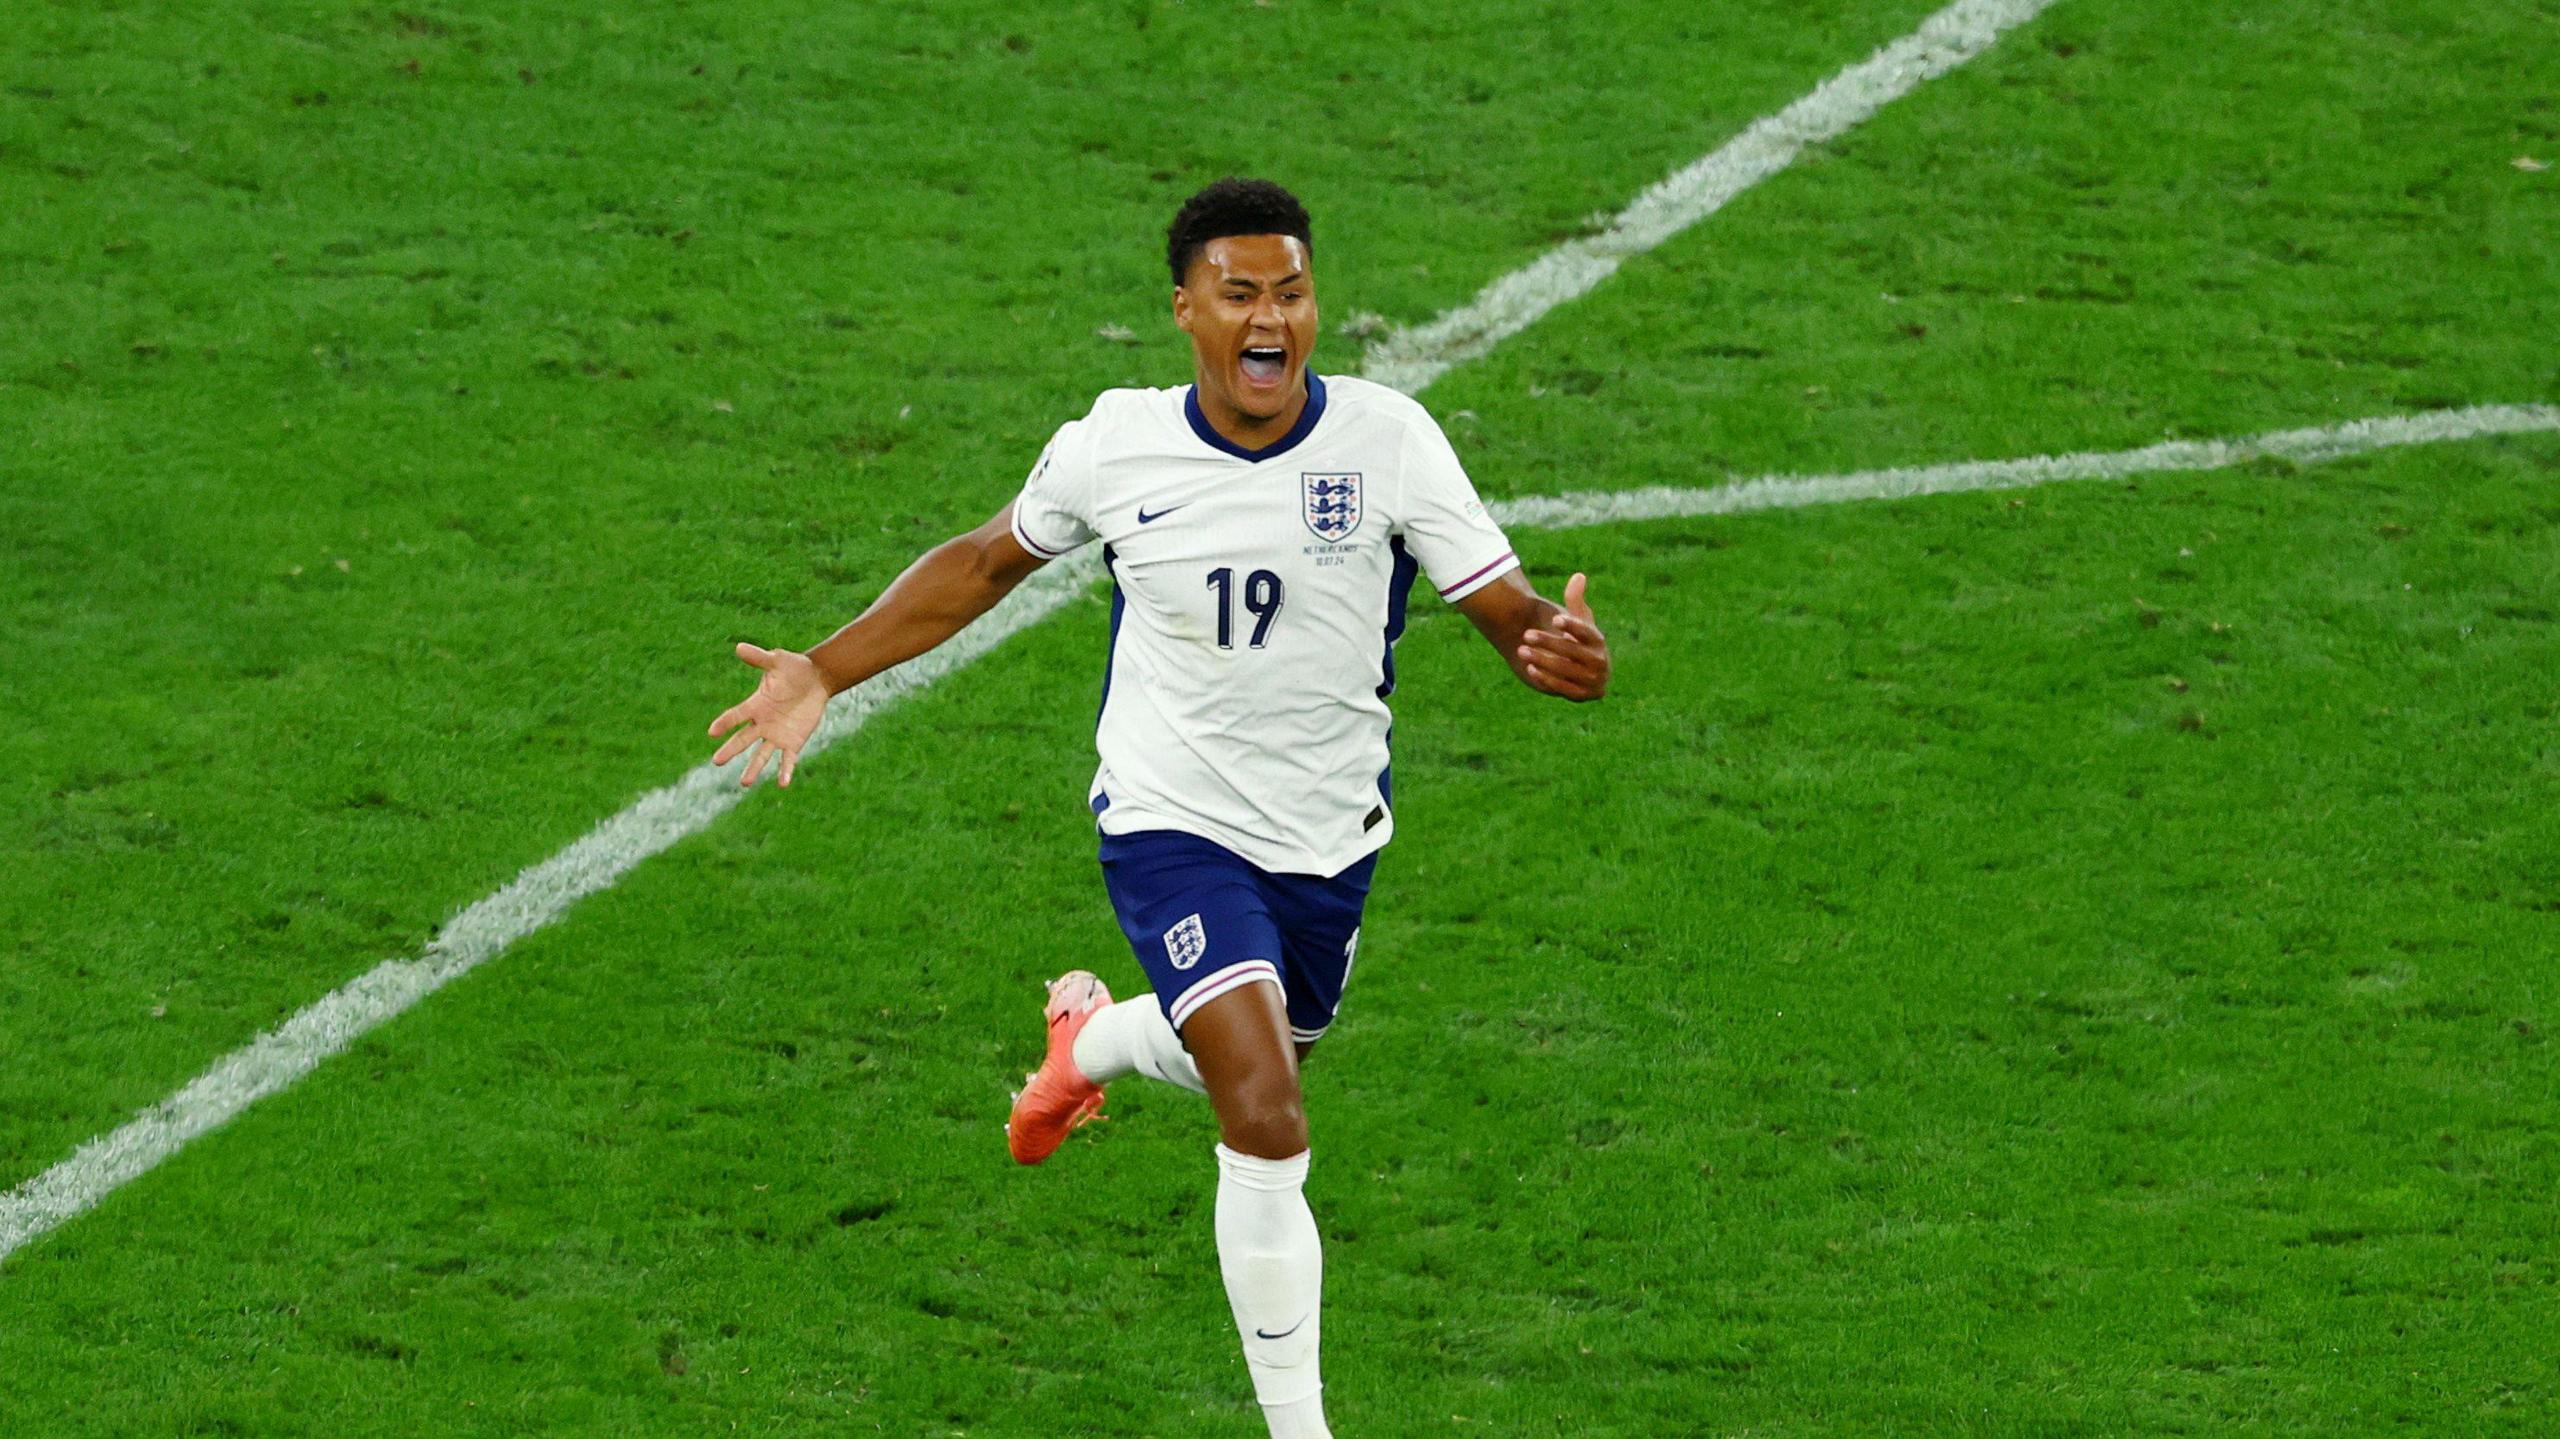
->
[[1362, 0, 2062, 395], [7, 402, 2552, 1267], [1490, 403, 2560, 530]]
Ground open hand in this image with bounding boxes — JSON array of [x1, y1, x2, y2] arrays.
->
[[708, 643, 829, 787], [1519, 572, 1610, 702]]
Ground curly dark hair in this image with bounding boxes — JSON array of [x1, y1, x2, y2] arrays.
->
[[1165, 177, 1313, 288]]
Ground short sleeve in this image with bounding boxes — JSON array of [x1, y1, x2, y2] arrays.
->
[[1009, 419, 1095, 559], [1397, 414, 1519, 602]]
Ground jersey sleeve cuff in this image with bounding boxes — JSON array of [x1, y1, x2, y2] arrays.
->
[[1434, 549, 1519, 602], [1009, 507, 1074, 560]]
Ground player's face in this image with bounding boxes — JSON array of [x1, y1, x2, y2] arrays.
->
[[1174, 234, 1318, 424]]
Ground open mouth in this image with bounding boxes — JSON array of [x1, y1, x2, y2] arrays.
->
[[1239, 346, 1287, 387]]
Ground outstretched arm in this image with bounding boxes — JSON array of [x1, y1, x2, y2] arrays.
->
[[1451, 569, 1611, 702], [707, 501, 1050, 787], [798, 501, 1052, 695]]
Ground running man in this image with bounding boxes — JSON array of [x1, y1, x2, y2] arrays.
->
[[708, 178, 1611, 1438]]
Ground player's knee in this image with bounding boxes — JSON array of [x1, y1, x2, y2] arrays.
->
[[1221, 1071, 1308, 1158]]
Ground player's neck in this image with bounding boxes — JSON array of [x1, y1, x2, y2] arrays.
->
[[1193, 378, 1308, 453]]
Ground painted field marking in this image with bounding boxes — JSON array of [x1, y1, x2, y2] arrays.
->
[[7, 400, 2553, 1265], [1492, 403, 2560, 530], [1363, 0, 2063, 395]]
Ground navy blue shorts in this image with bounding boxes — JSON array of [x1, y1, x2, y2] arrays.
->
[[1098, 829, 1378, 1044]]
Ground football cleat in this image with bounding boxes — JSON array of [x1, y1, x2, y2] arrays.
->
[[1006, 970, 1112, 1165]]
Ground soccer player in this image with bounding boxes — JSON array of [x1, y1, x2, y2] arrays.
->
[[707, 178, 1610, 1438]]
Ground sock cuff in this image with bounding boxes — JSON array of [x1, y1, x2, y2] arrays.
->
[[1215, 1143, 1310, 1191]]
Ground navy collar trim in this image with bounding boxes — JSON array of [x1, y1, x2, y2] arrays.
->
[[1184, 372, 1328, 462]]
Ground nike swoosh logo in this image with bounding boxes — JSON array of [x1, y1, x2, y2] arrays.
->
[[1137, 504, 1189, 524], [1254, 1315, 1309, 1341]]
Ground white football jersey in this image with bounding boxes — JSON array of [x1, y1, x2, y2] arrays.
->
[[1009, 373, 1518, 876]]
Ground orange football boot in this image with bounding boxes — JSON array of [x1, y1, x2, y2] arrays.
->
[[1006, 970, 1113, 1164]]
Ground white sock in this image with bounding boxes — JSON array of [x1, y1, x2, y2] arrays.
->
[[1215, 1145, 1329, 1439], [1071, 993, 1205, 1094]]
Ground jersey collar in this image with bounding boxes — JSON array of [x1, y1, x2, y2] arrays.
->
[[1183, 372, 1329, 462]]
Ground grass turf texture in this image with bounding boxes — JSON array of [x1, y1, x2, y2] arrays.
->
[[0, 0, 1950, 1185], [4, 0, 2557, 1435]]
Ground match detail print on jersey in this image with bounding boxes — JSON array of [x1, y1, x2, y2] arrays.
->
[[1010, 374, 1519, 875]]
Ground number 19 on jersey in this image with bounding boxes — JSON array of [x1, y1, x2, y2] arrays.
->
[[1206, 567, 1285, 650]]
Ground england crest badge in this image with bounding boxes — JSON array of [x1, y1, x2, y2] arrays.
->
[[1164, 913, 1208, 971], [1301, 472, 1363, 542]]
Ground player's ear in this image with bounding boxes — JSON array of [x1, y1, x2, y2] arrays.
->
[[1172, 284, 1193, 333]]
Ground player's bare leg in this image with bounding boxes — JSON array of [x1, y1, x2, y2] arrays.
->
[[1186, 982, 1333, 1439]]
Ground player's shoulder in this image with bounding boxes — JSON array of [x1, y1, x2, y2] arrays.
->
[[1043, 387, 1187, 474], [1317, 374, 1454, 459], [1320, 373, 1438, 430], [1073, 385, 1188, 432]]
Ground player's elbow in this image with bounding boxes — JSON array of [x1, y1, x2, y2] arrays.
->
[[956, 519, 1043, 594]]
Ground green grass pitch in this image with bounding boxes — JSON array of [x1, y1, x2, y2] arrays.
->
[[4, 0, 2556, 1434]]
